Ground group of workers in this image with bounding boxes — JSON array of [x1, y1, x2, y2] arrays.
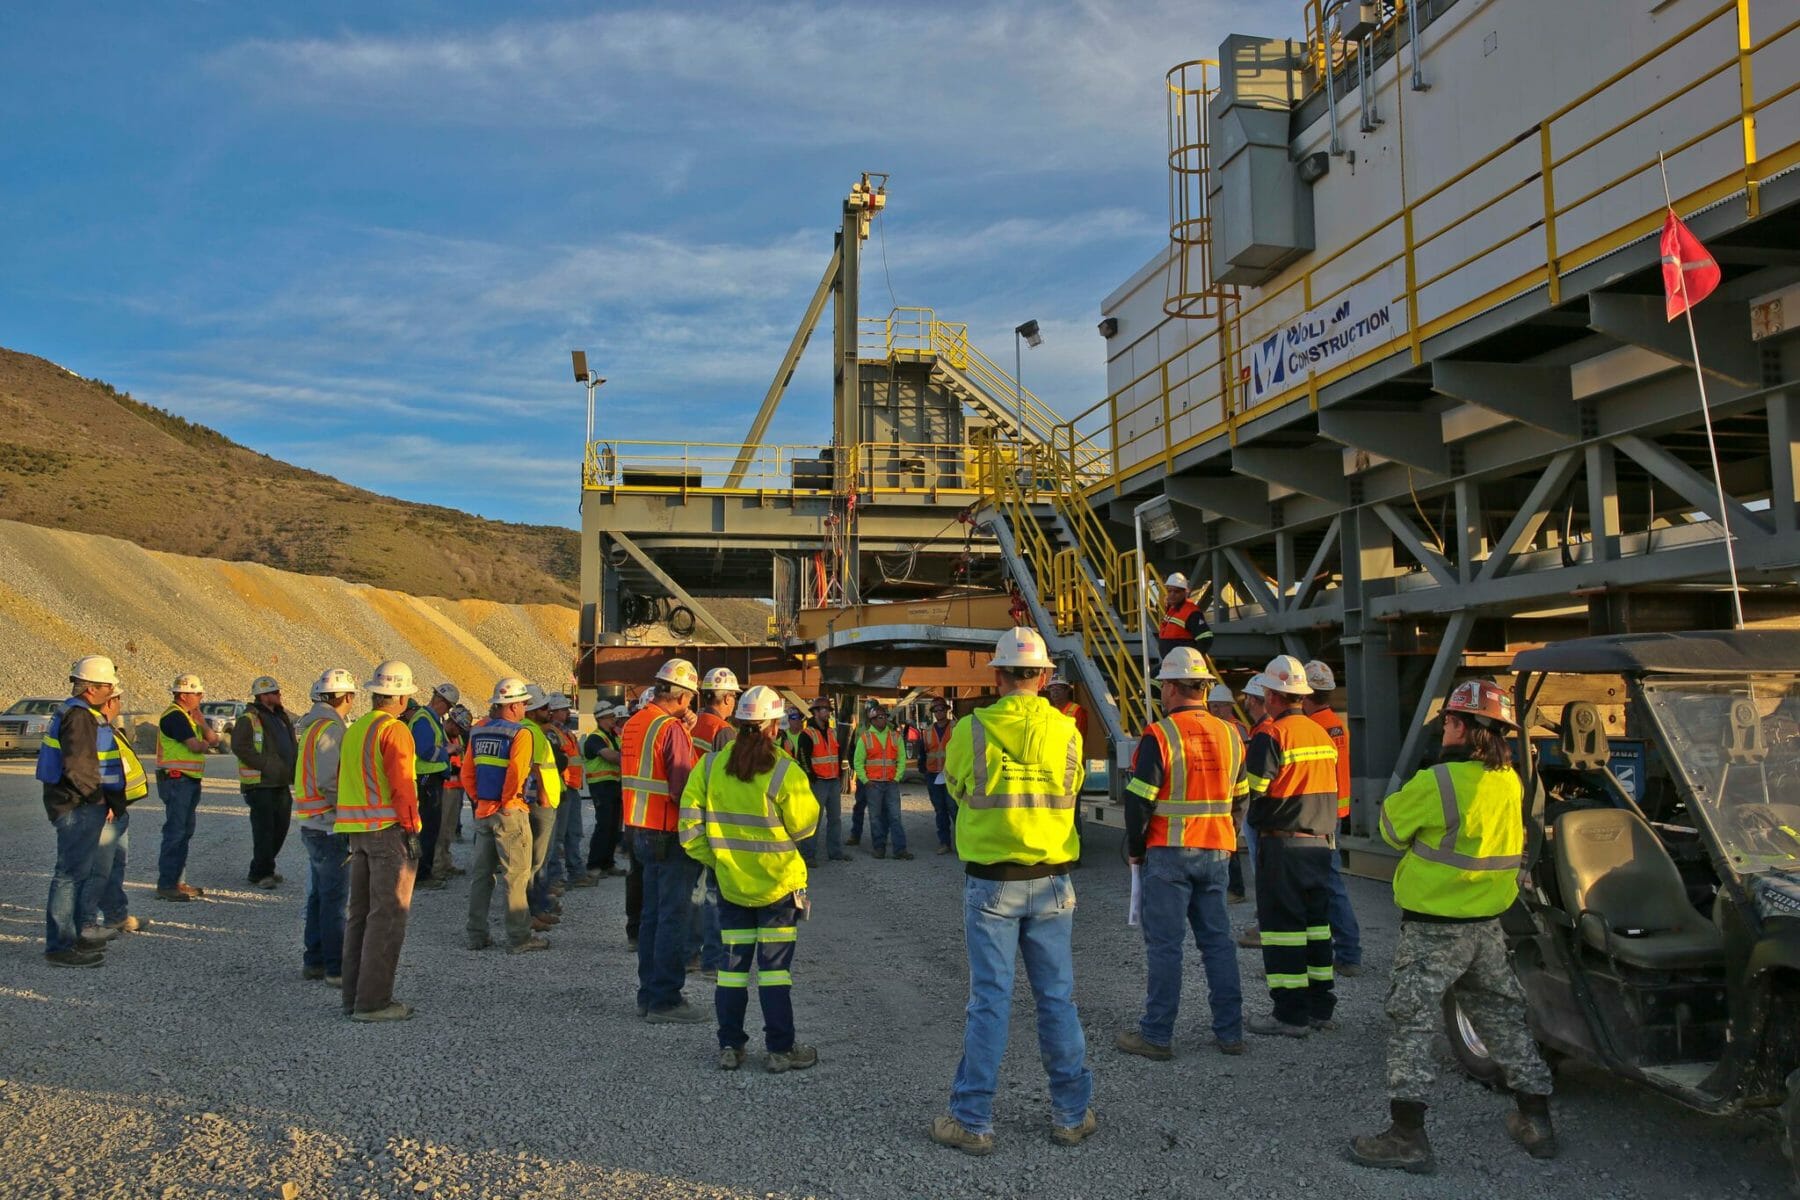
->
[[34, 615, 1555, 1171]]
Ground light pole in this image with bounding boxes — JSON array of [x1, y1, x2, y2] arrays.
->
[[1013, 319, 1041, 447], [572, 350, 606, 501], [1132, 494, 1180, 716]]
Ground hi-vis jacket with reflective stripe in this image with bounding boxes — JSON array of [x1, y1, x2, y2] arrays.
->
[[521, 718, 562, 810], [621, 706, 693, 831], [157, 703, 207, 777], [408, 704, 449, 776], [555, 725, 585, 792], [1380, 755, 1524, 919], [678, 750, 820, 908], [37, 697, 121, 790], [691, 712, 733, 756], [922, 721, 952, 775], [464, 718, 531, 818], [292, 706, 348, 825], [1308, 706, 1352, 818], [117, 740, 148, 803], [854, 728, 904, 783], [584, 728, 621, 784], [1245, 709, 1340, 838], [1126, 707, 1248, 851], [334, 710, 420, 834], [945, 694, 1084, 867]]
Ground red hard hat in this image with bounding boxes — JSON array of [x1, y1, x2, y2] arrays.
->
[[1444, 680, 1516, 728]]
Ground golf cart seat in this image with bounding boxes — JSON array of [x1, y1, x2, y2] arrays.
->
[[1554, 808, 1725, 971]]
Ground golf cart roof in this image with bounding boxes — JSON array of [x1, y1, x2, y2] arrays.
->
[[1511, 630, 1800, 676]]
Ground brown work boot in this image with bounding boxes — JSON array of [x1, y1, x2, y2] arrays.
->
[[176, 882, 206, 899], [507, 936, 551, 954], [929, 1116, 993, 1157], [1051, 1109, 1098, 1147], [766, 1043, 818, 1074], [1349, 1102, 1435, 1174], [1234, 924, 1260, 949], [45, 948, 104, 968], [718, 1046, 745, 1071], [106, 915, 147, 932], [1114, 1029, 1173, 1061], [1506, 1097, 1558, 1159], [154, 887, 191, 903], [350, 1003, 415, 1023]]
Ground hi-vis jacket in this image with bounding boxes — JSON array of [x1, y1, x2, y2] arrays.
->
[[1245, 709, 1339, 838], [691, 711, 734, 756], [293, 702, 348, 827], [521, 717, 562, 809], [333, 710, 420, 834], [944, 693, 1084, 867], [1125, 705, 1248, 856], [678, 750, 820, 908], [1380, 752, 1524, 919]]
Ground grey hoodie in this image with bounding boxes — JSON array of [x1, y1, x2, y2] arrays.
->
[[295, 702, 349, 828]]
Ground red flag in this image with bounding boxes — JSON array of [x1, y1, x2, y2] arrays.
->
[[1661, 209, 1721, 321]]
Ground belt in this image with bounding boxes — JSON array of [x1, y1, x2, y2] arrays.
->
[[1258, 831, 1328, 840]]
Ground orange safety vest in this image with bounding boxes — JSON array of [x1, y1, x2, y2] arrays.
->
[[1247, 710, 1340, 837], [1145, 708, 1244, 851], [1157, 598, 1200, 642], [294, 717, 338, 823], [556, 726, 584, 791], [809, 724, 841, 780], [861, 730, 900, 782], [691, 711, 733, 756], [621, 706, 685, 831], [1056, 701, 1087, 745], [922, 721, 952, 775], [446, 747, 464, 792], [1308, 706, 1352, 818]]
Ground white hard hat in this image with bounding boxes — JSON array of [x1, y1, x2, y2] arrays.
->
[[522, 683, 549, 710], [447, 704, 473, 729], [989, 626, 1054, 670], [250, 675, 281, 697], [316, 667, 359, 697], [1243, 677, 1267, 699], [603, 704, 629, 720], [433, 682, 461, 704], [70, 655, 120, 687], [365, 660, 417, 698], [546, 692, 572, 710], [1304, 660, 1336, 692], [1165, 572, 1190, 590], [1259, 655, 1313, 696], [735, 684, 787, 723], [1207, 683, 1236, 705], [702, 667, 741, 693], [489, 676, 531, 707], [1156, 646, 1214, 682], [656, 658, 700, 692], [171, 673, 205, 695], [635, 686, 657, 712]]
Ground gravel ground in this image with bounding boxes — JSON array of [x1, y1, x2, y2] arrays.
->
[[0, 759, 1790, 1199]]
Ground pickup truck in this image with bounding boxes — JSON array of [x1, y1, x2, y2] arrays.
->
[[0, 697, 63, 756], [199, 700, 247, 751]]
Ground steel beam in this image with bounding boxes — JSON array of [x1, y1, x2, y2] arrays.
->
[[1431, 361, 1580, 437], [729, 248, 839, 487], [607, 531, 742, 646], [1453, 479, 1481, 584], [1167, 475, 1270, 527], [1231, 447, 1349, 503], [1386, 611, 1476, 793], [1318, 409, 1450, 474], [1477, 451, 1581, 582], [1585, 443, 1621, 563], [1588, 292, 1761, 388], [1222, 546, 1281, 613], [1769, 391, 1800, 535], [1291, 517, 1341, 610], [1613, 434, 1770, 540], [1372, 503, 1457, 587]]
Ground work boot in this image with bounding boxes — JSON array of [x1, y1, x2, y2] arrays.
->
[[350, 1003, 415, 1023], [1215, 1038, 1247, 1056], [872, 849, 887, 860], [75, 935, 111, 952], [830, 853, 853, 862], [80, 925, 119, 943], [1051, 1109, 1098, 1147], [507, 936, 551, 954], [718, 1046, 745, 1071], [154, 887, 192, 903], [766, 1044, 818, 1074], [414, 876, 447, 891], [106, 915, 147, 932], [256, 876, 279, 890], [1349, 1101, 1435, 1174], [1227, 890, 1247, 905], [929, 1116, 994, 1157], [177, 882, 205, 898], [570, 874, 599, 888], [1247, 1015, 1310, 1038], [936, 845, 951, 855], [894, 850, 914, 861], [1234, 924, 1261, 949], [1114, 1029, 1173, 1061], [45, 948, 104, 968], [324, 974, 342, 986], [1310, 1017, 1339, 1032], [531, 916, 555, 932], [1506, 1095, 1558, 1159], [645, 1001, 709, 1025], [302, 965, 326, 981], [845, 836, 861, 848], [1336, 962, 1363, 978]]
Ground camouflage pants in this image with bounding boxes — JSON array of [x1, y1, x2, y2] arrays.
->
[[1385, 918, 1552, 1103]]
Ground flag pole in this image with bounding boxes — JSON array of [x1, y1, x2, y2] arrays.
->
[[1658, 151, 1745, 630]]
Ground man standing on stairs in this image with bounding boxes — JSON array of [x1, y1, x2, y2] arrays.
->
[[1303, 661, 1362, 978], [1156, 573, 1213, 662], [1044, 678, 1087, 748], [407, 682, 459, 891], [233, 676, 297, 890], [155, 674, 219, 902], [854, 705, 910, 860]]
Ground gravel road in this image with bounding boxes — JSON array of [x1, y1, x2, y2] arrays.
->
[[0, 759, 1789, 1199]]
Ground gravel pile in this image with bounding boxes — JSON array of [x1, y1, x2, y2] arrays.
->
[[0, 761, 1789, 1199]]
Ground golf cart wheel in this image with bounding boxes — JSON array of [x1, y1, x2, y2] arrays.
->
[[1442, 993, 1507, 1090]]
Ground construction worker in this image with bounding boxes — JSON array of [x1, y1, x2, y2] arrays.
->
[[1351, 680, 1555, 1173], [1233, 677, 1274, 933], [232, 676, 298, 890], [464, 678, 546, 953], [692, 668, 741, 754], [931, 628, 1092, 1155], [38, 655, 123, 967], [1044, 678, 1087, 746], [437, 703, 473, 879], [621, 683, 658, 950], [154, 673, 220, 901], [920, 696, 956, 855], [846, 704, 870, 848], [294, 668, 357, 984], [679, 685, 821, 1073], [854, 704, 911, 860], [621, 658, 705, 1022], [583, 704, 626, 878], [1155, 572, 1213, 661], [334, 660, 423, 1021], [796, 696, 849, 863], [520, 685, 564, 929], [78, 687, 150, 946], [685, 671, 741, 967], [1116, 647, 1249, 1061], [1243, 655, 1340, 1038], [547, 693, 589, 891], [406, 682, 459, 891], [1208, 683, 1249, 743], [1303, 660, 1362, 977]]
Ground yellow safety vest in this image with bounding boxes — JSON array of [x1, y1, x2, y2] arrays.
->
[[157, 703, 207, 777], [677, 750, 820, 908], [236, 707, 267, 786], [945, 695, 1084, 867], [120, 740, 149, 802], [1380, 759, 1524, 919], [585, 728, 621, 784], [334, 711, 403, 833], [521, 718, 562, 809]]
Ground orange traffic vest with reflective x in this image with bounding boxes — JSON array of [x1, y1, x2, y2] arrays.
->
[[621, 707, 682, 831], [922, 722, 952, 775], [334, 711, 403, 833], [691, 712, 733, 756], [157, 703, 207, 777], [556, 726, 584, 791], [1158, 598, 1200, 642], [809, 725, 841, 780], [1246, 709, 1340, 837], [861, 730, 900, 781], [1308, 706, 1352, 818], [293, 715, 340, 823], [1133, 709, 1247, 851]]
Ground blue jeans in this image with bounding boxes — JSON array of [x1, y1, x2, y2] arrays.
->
[[867, 781, 906, 853], [633, 830, 701, 1012], [46, 803, 107, 953], [301, 826, 350, 974], [78, 809, 130, 929], [692, 870, 726, 970], [850, 781, 867, 840], [526, 804, 556, 912], [808, 777, 843, 860], [558, 788, 586, 880], [950, 874, 1092, 1136], [1138, 847, 1242, 1045], [715, 893, 800, 1052], [156, 773, 203, 890], [926, 779, 956, 849], [1326, 851, 1362, 966]]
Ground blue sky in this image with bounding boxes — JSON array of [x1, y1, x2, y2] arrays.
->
[[2, 1, 1257, 526]]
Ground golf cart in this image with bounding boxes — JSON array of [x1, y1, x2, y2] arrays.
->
[[1443, 631, 1800, 1184]]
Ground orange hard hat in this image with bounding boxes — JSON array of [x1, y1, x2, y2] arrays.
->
[[1444, 679, 1515, 728]]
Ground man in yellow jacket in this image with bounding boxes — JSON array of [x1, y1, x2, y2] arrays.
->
[[679, 685, 820, 1074], [930, 628, 1094, 1157], [1351, 679, 1554, 1174]]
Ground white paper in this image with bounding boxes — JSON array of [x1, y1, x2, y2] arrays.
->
[[933, 771, 946, 786], [1127, 863, 1142, 927]]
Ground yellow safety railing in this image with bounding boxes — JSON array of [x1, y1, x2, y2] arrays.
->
[[1076, 0, 1798, 495], [583, 439, 987, 498]]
